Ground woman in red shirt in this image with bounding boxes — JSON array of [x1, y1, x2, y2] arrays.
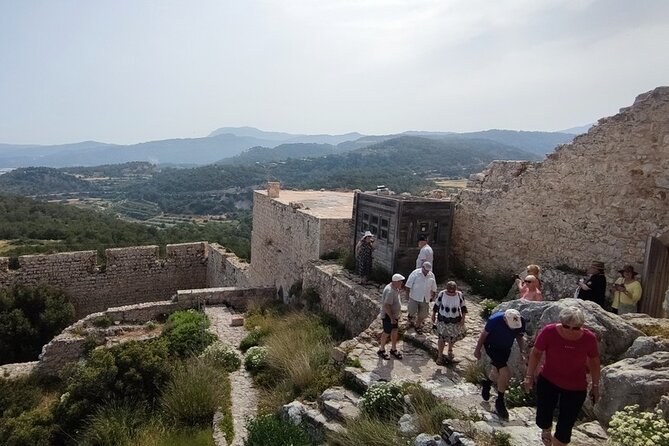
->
[[524, 306, 601, 446]]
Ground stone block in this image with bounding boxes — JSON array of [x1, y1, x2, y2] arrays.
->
[[230, 316, 244, 327]]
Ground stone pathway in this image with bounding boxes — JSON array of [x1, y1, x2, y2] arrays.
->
[[205, 305, 257, 446]]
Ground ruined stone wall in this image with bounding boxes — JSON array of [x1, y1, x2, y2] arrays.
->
[[249, 191, 352, 296], [452, 87, 669, 276], [0, 242, 208, 317], [207, 243, 252, 288], [303, 262, 379, 336]]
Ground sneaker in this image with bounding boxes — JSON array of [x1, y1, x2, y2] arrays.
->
[[495, 398, 509, 420], [481, 379, 492, 401]]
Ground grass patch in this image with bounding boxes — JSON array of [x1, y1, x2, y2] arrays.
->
[[403, 383, 462, 434], [327, 415, 405, 446], [479, 299, 501, 320], [463, 361, 486, 385], [244, 414, 310, 446], [505, 381, 536, 408]]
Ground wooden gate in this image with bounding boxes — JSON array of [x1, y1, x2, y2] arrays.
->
[[641, 235, 669, 317]]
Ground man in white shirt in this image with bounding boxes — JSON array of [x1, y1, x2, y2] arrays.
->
[[405, 261, 437, 332], [416, 235, 434, 270]]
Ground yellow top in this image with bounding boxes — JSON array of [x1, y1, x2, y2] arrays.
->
[[612, 277, 642, 308]]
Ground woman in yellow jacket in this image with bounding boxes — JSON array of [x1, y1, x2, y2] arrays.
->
[[611, 265, 642, 315]]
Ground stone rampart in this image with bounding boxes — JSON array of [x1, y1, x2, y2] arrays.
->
[[303, 262, 379, 336], [207, 243, 252, 288], [0, 242, 208, 317], [35, 286, 276, 374], [249, 190, 352, 297], [452, 87, 669, 277]]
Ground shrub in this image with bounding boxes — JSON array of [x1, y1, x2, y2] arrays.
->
[[0, 407, 56, 446], [239, 329, 266, 352], [452, 262, 514, 300], [0, 284, 75, 364], [79, 403, 146, 446], [200, 341, 241, 372], [608, 404, 669, 446], [369, 265, 392, 285], [244, 414, 310, 446], [162, 310, 216, 358], [91, 315, 113, 328], [0, 376, 42, 418], [301, 287, 321, 310], [492, 431, 512, 446], [505, 381, 536, 408], [479, 299, 501, 320], [341, 251, 356, 272], [244, 346, 268, 372], [160, 359, 227, 427], [327, 415, 404, 446], [359, 382, 404, 420], [403, 383, 462, 434], [463, 360, 486, 385]]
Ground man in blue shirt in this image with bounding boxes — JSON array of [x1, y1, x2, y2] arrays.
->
[[474, 309, 526, 419]]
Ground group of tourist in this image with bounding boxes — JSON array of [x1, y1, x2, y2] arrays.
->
[[362, 235, 615, 446]]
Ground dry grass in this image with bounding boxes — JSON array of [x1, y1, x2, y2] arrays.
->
[[434, 179, 468, 189], [327, 416, 405, 446]]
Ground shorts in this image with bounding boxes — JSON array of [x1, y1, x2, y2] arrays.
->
[[382, 315, 399, 334], [408, 299, 429, 321], [484, 344, 512, 369]]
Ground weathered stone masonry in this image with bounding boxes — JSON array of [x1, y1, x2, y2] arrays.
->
[[452, 87, 669, 313], [0, 242, 208, 317]]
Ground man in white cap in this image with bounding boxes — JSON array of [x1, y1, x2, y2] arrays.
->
[[405, 261, 437, 333], [378, 273, 405, 360], [473, 308, 527, 420]]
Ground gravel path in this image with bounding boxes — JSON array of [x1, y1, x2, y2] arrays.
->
[[205, 305, 257, 446]]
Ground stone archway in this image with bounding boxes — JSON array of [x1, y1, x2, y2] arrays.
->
[[641, 231, 669, 317]]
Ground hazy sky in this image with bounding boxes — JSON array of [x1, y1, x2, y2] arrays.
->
[[1, 0, 668, 145]]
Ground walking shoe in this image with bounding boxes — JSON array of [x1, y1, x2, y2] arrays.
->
[[495, 397, 509, 420], [481, 379, 492, 401]]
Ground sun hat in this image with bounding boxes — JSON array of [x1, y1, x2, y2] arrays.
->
[[618, 265, 639, 275], [391, 273, 405, 282], [503, 309, 522, 329], [590, 261, 605, 272], [362, 231, 373, 239]]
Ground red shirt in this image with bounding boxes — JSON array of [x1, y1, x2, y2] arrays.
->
[[534, 323, 599, 391]]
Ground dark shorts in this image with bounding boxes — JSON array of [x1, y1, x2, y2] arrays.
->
[[484, 344, 512, 369], [382, 315, 399, 334], [536, 375, 587, 444]]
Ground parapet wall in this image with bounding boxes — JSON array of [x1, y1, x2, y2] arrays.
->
[[452, 87, 669, 276], [0, 242, 208, 317], [303, 262, 379, 336], [207, 243, 252, 288]]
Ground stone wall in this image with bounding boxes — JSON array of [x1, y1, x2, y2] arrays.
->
[[35, 286, 276, 375], [303, 262, 379, 336], [207, 243, 252, 288], [452, 87, 669, 278], [249, 191, 352, 297], [0, 242, 208, 317]]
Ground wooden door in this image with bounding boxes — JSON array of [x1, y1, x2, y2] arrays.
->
[[641, 236, 669, 317]]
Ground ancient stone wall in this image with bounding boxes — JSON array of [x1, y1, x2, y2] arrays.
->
[[0, 242, 208, 317], [303, 263, 379, 336], [452, 87, 669, 278], [249, 191, 352, 297], [207, 243, 252, 288]]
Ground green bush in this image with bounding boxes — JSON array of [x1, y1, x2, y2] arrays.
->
[[79, 403, 146, 446], [0, 284, 75, 364], [244, 346, 268, 373], [505, 381, 536, 408], [239, 329, 266, 352], [479, 299, 501, 320], [91, 315, 113, 328], [200, 341, 241, 372], [608, 404, 669, 446], [160, 359, 227, 427], [0, 376, 42, 418], [0, 407, 56, 446], [162, 310, 216, 358], [244, 414, 310, 446], [359, 382, 404, 420], [452, 262, 514, 300]]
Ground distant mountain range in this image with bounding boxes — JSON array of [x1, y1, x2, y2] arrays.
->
[[0, 126, 581, 168]]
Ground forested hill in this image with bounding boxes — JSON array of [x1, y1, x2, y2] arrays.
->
[[0, 167, 98, 195], [217, 143, 343, 165]]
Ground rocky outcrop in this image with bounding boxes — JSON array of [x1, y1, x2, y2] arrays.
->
[[497, 298, 643, 362], [622, 336, 669, 359], [506, 268, 582, 302], [594, 351, 669, 425]]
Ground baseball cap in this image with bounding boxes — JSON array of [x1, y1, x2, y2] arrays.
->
[[503, 309, 522, 329]]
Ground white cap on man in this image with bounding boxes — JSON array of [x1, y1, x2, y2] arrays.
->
[[422, 261, 432, 271], [391, 273, 405, 282], [503, 309, 522, 329]]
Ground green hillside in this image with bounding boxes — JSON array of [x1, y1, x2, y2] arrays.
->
[[0, 167, 98, 195]]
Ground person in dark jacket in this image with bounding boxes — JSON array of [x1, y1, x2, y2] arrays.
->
[[576, 261, 606, 307]]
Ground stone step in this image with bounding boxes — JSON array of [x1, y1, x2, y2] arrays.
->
[[319, 386, 361, 423]]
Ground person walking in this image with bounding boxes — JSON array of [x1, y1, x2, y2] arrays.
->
[[431, 281, 467, 364], [524, 306, 601, 446], [416, 235, 434, 270], [610, 265, 642, 315], [355, 231, 374, 285], [474, 309, 526, 420], [377, 273, 405, 360], [405, 261, 437, 332], [576, 261, 606, 307]]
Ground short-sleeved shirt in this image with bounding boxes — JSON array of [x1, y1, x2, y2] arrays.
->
[[612, 278, 642, 308], [416, 244, 434, 269], [484, 311, 526, 350], [380, 283, 401, 319], [433, 290, 468, 323], [405, 268, 437, 302], [535, 323, 599, 391]]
